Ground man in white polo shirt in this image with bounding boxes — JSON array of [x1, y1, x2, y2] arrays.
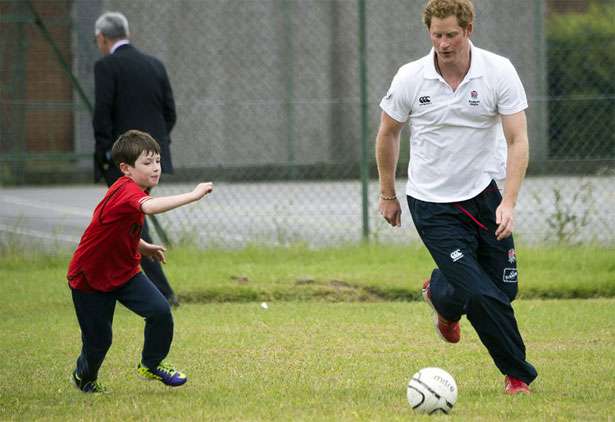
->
[[375, 0, 537, 395]]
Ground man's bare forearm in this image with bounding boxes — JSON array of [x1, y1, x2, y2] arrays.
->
[[503, 135, 529, 207], [376, 130, 401, 196]]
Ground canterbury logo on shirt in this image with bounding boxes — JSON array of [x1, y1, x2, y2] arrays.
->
[[418, 95, 431, 105]]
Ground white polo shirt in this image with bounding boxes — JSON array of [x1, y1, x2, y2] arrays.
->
[[380, 42, 527, 203]]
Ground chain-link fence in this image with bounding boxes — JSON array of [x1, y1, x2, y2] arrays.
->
[[1, 0, 614, 248]]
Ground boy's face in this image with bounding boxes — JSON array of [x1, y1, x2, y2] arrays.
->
[[119, 150, 161, 190]]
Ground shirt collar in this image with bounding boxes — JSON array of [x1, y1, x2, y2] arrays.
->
[[424, 41, 483, 80], [110, 39, 130, 54]]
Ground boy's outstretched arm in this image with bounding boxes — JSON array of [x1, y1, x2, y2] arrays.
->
[[141, 182, 213, 215]]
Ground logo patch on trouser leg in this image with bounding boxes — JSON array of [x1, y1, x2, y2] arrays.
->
[[450, 249, 464, 262], [503, 268, 518, 283]]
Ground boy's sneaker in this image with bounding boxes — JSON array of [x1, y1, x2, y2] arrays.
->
[[422, 278, 461, 343], [71, 371, 108, 393], [137, 362, 188, 387], [504, 376, 530, 395]]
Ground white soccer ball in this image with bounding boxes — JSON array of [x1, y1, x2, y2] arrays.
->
[[407, 367, 458, 415]]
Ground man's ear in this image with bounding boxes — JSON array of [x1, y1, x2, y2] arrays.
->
[[465, 22, 473, 37], [119, 162, 131, 176]]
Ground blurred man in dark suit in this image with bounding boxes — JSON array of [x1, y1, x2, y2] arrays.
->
[[93, 11, 179, 306]]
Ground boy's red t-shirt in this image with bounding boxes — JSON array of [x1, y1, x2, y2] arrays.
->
[[67, 176, 152, 292]]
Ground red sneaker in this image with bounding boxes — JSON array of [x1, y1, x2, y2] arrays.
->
[[504, 376, 530, 395], [422, 279, 460, 343]]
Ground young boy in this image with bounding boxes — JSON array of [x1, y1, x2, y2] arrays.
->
[[68, 130, 213, 393]]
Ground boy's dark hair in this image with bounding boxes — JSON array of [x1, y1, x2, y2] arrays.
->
[[111, 130, 160, 167]]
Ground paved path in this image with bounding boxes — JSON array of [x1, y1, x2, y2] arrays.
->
[[1, 177, 613, 251]]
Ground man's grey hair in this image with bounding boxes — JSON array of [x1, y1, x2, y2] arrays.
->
[[94, 12, 129, 39]]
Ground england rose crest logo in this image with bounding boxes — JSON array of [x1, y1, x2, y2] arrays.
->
[[469, 90, 480, 106]]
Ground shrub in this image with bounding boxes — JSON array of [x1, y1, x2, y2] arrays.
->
[[547, 3, 615, 159]]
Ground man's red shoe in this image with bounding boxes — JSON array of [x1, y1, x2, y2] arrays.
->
[[504, 376, 530, 395], [422, 279, 460, 343]]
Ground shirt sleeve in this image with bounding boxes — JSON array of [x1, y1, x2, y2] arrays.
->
[[125, 184, 151, 212], [379, 67, 413, 123], [112, 181, 151, 217], [496, 60, 528, 115]]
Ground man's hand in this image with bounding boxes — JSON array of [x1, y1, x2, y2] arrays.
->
[[379, 198, 402, 227], [140, 240, 167, 263], [495, 202, 514, 240], [192, 182, 214, 201]]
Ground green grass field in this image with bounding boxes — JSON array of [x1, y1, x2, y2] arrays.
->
[[1, 244, 614, 420]]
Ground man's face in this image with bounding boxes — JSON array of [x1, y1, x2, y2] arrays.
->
[[429, 15, 472, 66], [121, 151, 161, 190]]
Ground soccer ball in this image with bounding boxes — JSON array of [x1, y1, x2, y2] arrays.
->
[[407, 367, 458, 415]]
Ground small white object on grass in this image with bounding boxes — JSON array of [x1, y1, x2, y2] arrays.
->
[[260, 302, 269, 310]]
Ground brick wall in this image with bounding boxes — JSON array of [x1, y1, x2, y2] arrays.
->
[[0, 0, 73, 155]]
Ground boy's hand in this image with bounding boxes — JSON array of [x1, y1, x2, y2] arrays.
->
[[140, 240, 167, 263], [192, 182, 213, 200]]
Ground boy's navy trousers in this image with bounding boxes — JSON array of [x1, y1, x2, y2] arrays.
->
[[408, 180, 537, 384], [71, 272, 173, 382]]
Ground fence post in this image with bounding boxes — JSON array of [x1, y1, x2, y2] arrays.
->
[[282, 0, 296, 179], [358, 0, 370, 241], [5, 1, 29, 184]]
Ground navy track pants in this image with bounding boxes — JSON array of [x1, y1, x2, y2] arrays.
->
[[408, 180, 537, 384], [71, 272, 173, 382]]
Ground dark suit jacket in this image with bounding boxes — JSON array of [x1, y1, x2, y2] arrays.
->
[[93, 44, 176, 183]]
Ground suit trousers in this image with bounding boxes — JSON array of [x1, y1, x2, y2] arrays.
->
[[71, 272, 173, 382], [407, 180, 538, 384]]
